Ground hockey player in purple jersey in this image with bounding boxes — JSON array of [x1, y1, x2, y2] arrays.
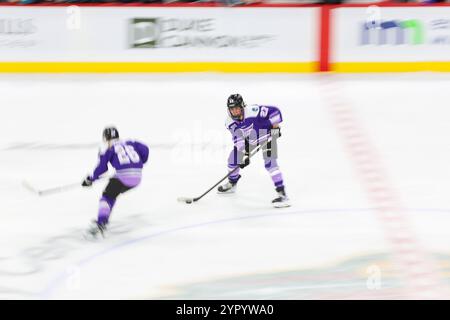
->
[[82, 127, 149, 237], [218, 94, 290, 208]]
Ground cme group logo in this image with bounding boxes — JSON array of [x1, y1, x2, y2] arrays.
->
[[361, 19, 424, 45], [129, 18, 161, 48], [128, 16, 275, 49]]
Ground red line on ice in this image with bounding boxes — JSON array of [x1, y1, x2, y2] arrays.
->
[[319, 75, 445, 299]]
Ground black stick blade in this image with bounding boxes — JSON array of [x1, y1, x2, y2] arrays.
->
[[177, 197, 194, 204]]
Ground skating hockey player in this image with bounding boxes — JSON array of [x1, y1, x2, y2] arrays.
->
[[218, 94, 290, 208], [82, 127, 149, 237]]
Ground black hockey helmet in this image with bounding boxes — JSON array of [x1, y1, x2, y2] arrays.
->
[[102, 126, 119, 142], [227, 94, 245, 120]]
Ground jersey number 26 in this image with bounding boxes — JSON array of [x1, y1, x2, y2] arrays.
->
[[115, 144, 140, 165]]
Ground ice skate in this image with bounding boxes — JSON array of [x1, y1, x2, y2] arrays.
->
[[217, 181, 237, 194], [84, 220, 108, 239], [272, 187, 290, 208]]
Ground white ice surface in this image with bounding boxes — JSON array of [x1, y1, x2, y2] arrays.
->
[[0, 73, 449, 299]]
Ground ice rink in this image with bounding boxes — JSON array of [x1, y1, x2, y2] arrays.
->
[[1, 73, 450, 299]]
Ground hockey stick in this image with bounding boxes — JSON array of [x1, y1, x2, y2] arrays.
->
[[23, 175, 109, 197], [22, 181, 81, 196], [177, 136, 272, 204]]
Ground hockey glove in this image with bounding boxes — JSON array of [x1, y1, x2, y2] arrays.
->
[[271, 127, 281, 138], [82, 176, 93, 187], [239, 151, 250, 169]]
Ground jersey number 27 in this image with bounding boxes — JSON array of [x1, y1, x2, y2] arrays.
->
[[115, 144, 140, 165]]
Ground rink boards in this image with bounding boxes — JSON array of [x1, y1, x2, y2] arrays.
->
[[0, 6, 317, 73], [0, 4, 449, 72], [330, 6, 450, 72]]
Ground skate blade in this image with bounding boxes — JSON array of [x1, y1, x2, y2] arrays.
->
[[83, 233, 99, 241], [217, 189, 236, 194], [273, 201, 291, 208], [83, 230, 105, 241]]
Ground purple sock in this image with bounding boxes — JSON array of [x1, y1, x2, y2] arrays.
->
[[97, 196, 115, 226], [265, 159, 284, 189]]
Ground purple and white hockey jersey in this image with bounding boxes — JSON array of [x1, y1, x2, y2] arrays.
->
[[90, 139, 149, 187], [226, 104, 283, 149]]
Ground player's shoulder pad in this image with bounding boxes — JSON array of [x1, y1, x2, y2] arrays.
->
[[225, 116, 237, 130], [128, 139, 148, 148], [246, 104, 261, 118], [98, 142, 111, 156], [123, 139, 135, 145]]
